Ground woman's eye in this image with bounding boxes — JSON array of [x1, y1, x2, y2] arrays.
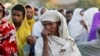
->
[[49, 23, 51, 25]]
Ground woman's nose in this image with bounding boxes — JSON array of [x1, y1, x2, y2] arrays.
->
[[45, 25, 51, 30]]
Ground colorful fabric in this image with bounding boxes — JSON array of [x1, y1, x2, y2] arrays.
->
[[27, 19, 35, 32], [26, 5, 35, 32], [84, 7, 99, 33], [10, 17, 31, 56], [88, 12, 100, 41], [0, 18, 17, 56], [77, 26, 100, 56]]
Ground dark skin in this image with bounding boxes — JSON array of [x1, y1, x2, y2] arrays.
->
[[80, 11, 88, 30], [41, 21, 60, 56], [27, 35, 37, 45], [26, 8, 34, 20], [65, 13, 73, 24], [12, 10, 23, 30], [12, 10, 37, 45], [12, 9, 37, 56]]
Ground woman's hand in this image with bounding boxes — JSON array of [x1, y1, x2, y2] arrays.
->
[[80, 19, 85, 26], [41, 29, 50, 41], [80, 19, 88, 30], [41, 29, 50, 56], [27, 35, 37, 45]]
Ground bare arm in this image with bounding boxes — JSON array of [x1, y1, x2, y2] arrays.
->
[[42, 40, 49, 56], [41, 29, 50, 56], [80, 19, 88, 30]]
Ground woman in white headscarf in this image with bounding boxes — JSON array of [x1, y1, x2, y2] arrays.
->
[[77, 11, 100, 56], [38, 7, 48, 20], [84, 7, 99, 33], [68, 8, 88, 43], [35, 10, 81, 56], [32, 7, 48, 38]]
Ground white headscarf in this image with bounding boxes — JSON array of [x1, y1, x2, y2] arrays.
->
[[69, 8, 84, 23], [84, 7, 99, 32], [38, 7, 48, 20], [35, 10, 81, 56], [32, 7, 48, 38], [68, 8, 88, 43], [41, 10, 70, 39], [68, 8, 84, 38]]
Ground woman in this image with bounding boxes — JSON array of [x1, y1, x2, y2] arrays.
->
[[38, 7, 48, 20], [87, 10, 100, 41], [32, 7, 48, 38], [77, 12, 100, 56], [25, 5, 35, 32], [68, 8, 88, 43], [10, 4, 31, 56], [0, 3, 17, 56], [35, 10, 81, 56], [78, 26, 100, 56], [84, 7, 99, 33]]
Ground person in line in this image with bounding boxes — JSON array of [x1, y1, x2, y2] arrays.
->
[[84, 7, 99, 33], [68, 8, 88, 43], [35, 10, 81, 56], [32, 7, 48, 38], [25, 5, 35, 32], [78, 26, 100, 56], [10, 4, 31, 56], [65, 10, 73, 24], [86, 8, 100, 41], [0, 2, 18, 56]]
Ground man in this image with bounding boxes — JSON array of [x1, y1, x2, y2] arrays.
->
[[65, 10, 73, 24], [11, 4, 31, 56]]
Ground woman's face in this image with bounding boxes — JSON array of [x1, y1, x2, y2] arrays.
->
[[42, 21, 60, 35], [26, 8, 34, 19], [0, 5, 3, 19]]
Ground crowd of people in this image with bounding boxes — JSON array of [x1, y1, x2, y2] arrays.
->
[[0, 2, 100, 56]]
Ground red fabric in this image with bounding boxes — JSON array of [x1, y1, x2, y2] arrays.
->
[[0, 18, 17, 56]]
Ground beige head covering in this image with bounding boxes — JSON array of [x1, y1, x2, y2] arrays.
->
[[41, 10, 70, 40], [35, 10, 81, 56]]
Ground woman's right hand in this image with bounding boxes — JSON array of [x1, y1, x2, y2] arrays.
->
[[41, 29, 50, 41], [41, 29, 50, 56]]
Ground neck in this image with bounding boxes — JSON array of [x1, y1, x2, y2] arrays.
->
[[14, 22, 21, 31], [27, 17, 32, 20], [54, 31, 59, 37], [0, 17, 3, 20]]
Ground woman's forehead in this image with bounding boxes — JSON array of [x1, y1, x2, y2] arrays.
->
[[42, 21, 60, 25], [42, 21, 54, 23]]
